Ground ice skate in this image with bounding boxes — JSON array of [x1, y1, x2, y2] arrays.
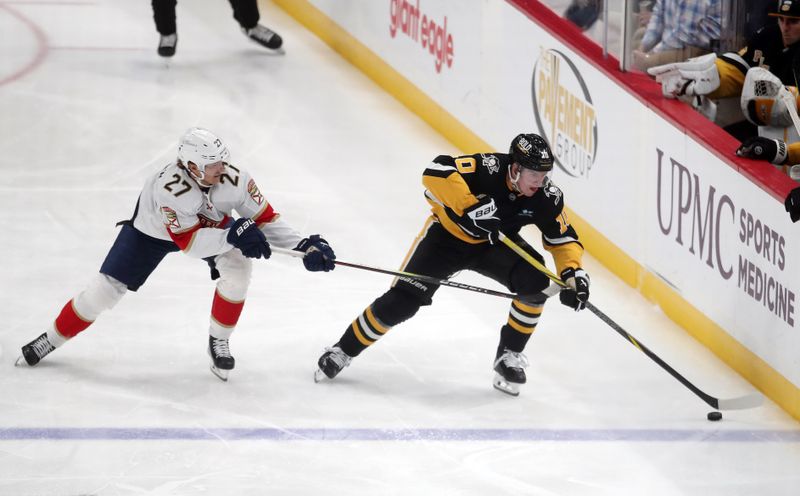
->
[[158, 33, 177, 57], [314, 346, 351, 383], [243, 24, 283, 51], [492, 348, 529, 396], [15, 332, 56, 367], [208, 336, 235, 382]]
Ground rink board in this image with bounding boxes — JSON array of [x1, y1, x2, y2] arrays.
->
[[271, 0, 800, 420]]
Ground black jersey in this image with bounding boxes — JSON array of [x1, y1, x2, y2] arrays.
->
[[422, 152, 583, 270]]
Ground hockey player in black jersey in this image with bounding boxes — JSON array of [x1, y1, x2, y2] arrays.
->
[[314, 133, 590, 396]]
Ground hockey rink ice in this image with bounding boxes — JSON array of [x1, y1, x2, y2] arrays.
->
[[1, 1, 799, 495]]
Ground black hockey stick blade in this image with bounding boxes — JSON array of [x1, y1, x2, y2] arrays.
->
[[587, 302, 764, 411]]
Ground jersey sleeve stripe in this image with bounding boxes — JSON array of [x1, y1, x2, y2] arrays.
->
[[423, 162, 457, 178], [542, 233, 580, 245], [719, 52, 749, 75], [168, 225, 201, 250], [253, 202, 277, 225]]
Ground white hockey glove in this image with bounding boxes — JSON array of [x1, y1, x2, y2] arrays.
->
[[740, 67, 799, 127], [735, 136, 788, 165], [648, 53, 720, 99]]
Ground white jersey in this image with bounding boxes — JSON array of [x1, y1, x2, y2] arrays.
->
[[133, 161, 302, 258]]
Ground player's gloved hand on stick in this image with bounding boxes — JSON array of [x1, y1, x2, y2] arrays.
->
[[295, 234, 336, 271], [786, 187, 800, 223], [647, 53, 720, 99], [457, 194, 501, 244], [736, 136, 788, 165], [559, 268, 590, 311], [227, 218, 271, 259]]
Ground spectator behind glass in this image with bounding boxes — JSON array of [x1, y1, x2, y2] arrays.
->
[[632, 0, 721, 71], [564, 0, 603, 31]]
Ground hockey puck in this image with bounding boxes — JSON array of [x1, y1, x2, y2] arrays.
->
[[707, 411, 722, 421]]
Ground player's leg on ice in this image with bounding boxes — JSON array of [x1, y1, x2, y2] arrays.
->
[[151, 0, 178, 57], [315, 221, 460, 382], [207, 249, 252, 381], [15, 224, 174, 367], [16, 274, 127, 366], [492, 300, 543, 396], [231, 0, 284, 51], [315, 286, 425, 382], [473, 237, 550, 396]]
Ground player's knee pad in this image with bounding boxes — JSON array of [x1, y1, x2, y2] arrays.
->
[[73, 273, 128, 320], [214, 249, 253, 300], [372, 287, 425, 326]]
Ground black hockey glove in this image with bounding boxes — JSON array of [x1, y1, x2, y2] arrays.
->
[[227, 218, 271, 259], [559, 268, 590, 311], [457, 195, 501, 244], [735, 137, 788, 165], [295, 234, 336, 272], [786, 187, 800, 223]]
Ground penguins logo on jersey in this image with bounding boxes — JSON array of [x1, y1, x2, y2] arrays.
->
[[543, 183, 562, 205], [481, 154, 500, 174]]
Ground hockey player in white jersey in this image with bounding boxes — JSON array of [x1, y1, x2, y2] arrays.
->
[[15, 127, 336, 381]]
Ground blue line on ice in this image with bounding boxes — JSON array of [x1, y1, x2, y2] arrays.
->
[[1, 427, 799, 442]]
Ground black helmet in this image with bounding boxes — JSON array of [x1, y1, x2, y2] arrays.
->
[[509, 133, 554, 172], [771, 0, 800, 18]]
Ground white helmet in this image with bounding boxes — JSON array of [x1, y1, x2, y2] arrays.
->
[[177, 127, 230, 182]]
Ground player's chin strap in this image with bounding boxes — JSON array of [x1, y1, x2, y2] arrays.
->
[[507, 167, 522, 194], [190, 168, 213, 187], [499, 233, 764, 411]]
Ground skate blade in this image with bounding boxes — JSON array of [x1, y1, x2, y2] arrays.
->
[[313, 368, 327, 383], [14, 355, 29, 367], [210, 365, 229, 382], [492, 373, 520, 397]]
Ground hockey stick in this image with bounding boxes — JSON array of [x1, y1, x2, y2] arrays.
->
[[271, 246, 560, 305], [499, 233, 764, 411]]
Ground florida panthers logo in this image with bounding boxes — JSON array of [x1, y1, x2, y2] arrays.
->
[[481, 154, 500, 174], [247, 178, 264, 205], [161, 206, 180, 229]]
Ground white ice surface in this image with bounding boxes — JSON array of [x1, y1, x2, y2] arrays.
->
[[0, 1, 798, 495]]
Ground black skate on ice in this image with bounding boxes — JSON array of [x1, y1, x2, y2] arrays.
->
[[243, 24, 283, 51], [15, 332, 56, 367], [493, 348, 529, 397], [158, 33, 177, 57], [208, 336, 235, 382], [314, 346, 351, 383]]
